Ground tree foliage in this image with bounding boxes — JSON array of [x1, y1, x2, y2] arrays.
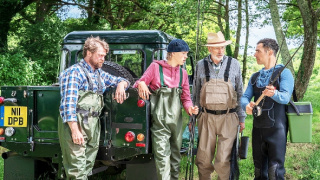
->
[[0, 51, 44, 86], [0, 0, 318, 99]]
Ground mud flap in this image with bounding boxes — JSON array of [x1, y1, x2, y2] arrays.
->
[[126, 157, 157, 180], [4, 155, 55, 179]]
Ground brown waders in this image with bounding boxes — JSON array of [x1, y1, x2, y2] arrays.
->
[[150, 65, 183, 180], [58, 64, 104, 180], [195, 58, 239, 180]]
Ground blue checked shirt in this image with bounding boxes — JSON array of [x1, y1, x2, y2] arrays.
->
[[59, 59, 129, 123]]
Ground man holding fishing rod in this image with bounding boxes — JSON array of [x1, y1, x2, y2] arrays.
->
[[241, 38, 294, 180]]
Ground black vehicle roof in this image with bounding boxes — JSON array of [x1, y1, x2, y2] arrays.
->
[[63, 30, 175, 44]]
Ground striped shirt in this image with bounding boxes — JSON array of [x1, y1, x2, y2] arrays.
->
[[192, 55, 246, 122], [59, 59, 129, 123]]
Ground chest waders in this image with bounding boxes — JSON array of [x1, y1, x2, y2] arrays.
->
[[150, 65, 183, 180], [251, 68, 287, 180], [58, 64, 104, 180], [195, 58, 239, 180]]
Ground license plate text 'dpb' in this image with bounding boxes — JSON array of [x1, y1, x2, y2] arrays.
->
[[0, 106, 28, 127]]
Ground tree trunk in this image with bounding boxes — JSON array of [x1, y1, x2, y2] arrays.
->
[[217, 0, 224, 34], [224, 0, 233, 56], [268, 0, 294, 75], [234, 0, 242, 59], [36, 0, 52, 22], [295, 0, 319, 100], [92, 0, 103, 24], [242, 0, 249, 85], [0, 0, 35, 52]]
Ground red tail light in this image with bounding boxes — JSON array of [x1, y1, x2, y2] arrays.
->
[[136, 143, 146, 147], [125, 131, 135, 142], [0, 97, 4, 104], [137, 99, 145, 107]]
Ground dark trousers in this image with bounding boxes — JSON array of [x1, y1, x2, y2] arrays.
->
[[252, 126, 288, 180]]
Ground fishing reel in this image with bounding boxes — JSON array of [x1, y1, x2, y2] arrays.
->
[[252, 105, 262, 117]]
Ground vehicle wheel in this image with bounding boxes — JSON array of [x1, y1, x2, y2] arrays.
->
[[102, 61, 135, 85]]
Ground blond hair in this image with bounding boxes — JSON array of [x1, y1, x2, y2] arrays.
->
[[82, 36, 109, 58]]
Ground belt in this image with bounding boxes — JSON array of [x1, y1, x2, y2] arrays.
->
[[202, 108, 236, 115], [76, 108, 100, 117]]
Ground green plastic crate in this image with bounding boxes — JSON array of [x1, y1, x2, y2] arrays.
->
[[286, 102, 313, 143]]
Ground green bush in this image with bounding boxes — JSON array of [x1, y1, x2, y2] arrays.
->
[[14, 16, 67, 84], [0, 51, 45, 86]]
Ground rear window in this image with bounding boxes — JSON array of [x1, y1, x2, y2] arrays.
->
[[76, 49, 145, 78]]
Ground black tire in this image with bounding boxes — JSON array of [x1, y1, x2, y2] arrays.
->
[[102, 61, 135, 85]]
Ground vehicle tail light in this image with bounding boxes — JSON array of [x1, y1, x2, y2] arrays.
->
[[0, 128, 4, 135], [137, 99, 145, 107], [0, 97, 4, 104], [125, 131, 135, 142], [136, 143, 146, 147], [137, 133, 145, 142]]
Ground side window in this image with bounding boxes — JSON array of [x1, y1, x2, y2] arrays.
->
[[184, 56, 193, 75], [77, 51, 83, 62], [153, 49, 167, 61], [108, 50, 144, 78], [59, 49, 70, 73]]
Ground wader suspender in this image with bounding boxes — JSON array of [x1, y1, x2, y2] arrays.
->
[[202, 56, 236, 115], [78, 63, 104, 95], [76, 63, 103, 123], [159, 65, 183, 89], [204, 56, 232, 82]]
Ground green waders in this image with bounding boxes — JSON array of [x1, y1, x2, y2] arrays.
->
[[58, 64, 104, 180], [150, 65, 183, 180]]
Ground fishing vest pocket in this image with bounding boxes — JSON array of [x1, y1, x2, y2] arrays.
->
[[200, 79, 237, 111], [205, 83, 228, 109], [253, 102, 275, 128]]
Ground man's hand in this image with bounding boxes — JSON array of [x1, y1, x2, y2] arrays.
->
[[263, 85, 276, 97], [67, 121, 84, 145], [246, 102, 255, 115], [239, 122, 245, 133], [137, 81, 151, 100], [115, 81, 128, 104], [188, 106, 199, 115]]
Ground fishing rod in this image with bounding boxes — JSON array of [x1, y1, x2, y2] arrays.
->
[[252, 41, 304, 117], [185, 115, 196, 180]]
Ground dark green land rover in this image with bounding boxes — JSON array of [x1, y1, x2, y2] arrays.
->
[[0, 30, 194, 179]]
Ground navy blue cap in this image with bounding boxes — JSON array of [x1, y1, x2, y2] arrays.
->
[[167, 39, 190, 52]]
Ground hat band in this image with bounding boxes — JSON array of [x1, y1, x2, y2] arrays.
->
[[207, 41, 226, 44]]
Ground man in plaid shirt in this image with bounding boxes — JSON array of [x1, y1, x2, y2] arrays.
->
[[58, 36, 129, 179]]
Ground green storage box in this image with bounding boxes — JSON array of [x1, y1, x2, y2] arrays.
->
[[286, 102, 313, 143]]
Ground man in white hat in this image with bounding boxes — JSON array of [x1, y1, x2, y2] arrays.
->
[[191, 31, 246, 179]]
